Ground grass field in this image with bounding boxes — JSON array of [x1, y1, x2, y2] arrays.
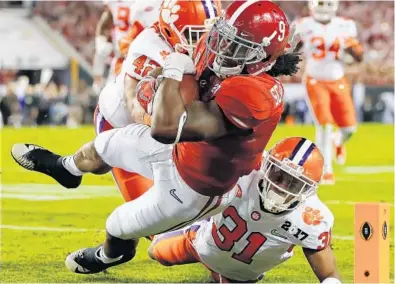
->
[[1, 124, 394, 283]]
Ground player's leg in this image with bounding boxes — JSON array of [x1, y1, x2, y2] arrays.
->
[[10, 106, 112, 188], [66, 152, 237, 274], [305, 77, 334, 184], [329, 77, 357, 165], [94, 106, 153, 201], [112, 167, 153, 201], [148, 223, 202, 266]]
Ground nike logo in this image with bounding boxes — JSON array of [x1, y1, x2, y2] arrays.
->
[[271, 229, 288, 240], [169, 189, 183, 204]]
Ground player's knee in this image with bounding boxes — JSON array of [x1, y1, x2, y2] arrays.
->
[[106, 206, 130, 240], [74, 142, 109, 173]]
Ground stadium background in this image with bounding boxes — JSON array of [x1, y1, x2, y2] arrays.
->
[[0, 1, 394, 283]]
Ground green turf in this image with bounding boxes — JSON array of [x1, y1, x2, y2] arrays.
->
[[1, 124, 394, 283]]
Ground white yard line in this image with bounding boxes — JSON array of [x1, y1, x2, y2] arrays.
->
[[343, 165, 394, 174], [325, 200, 394, 206]]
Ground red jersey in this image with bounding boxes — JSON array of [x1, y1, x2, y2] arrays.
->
[[173, 74, 284, 196]]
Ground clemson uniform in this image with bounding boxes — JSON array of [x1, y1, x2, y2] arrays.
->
[[150, 169, 334, 282], [104, 0, 161, 78], [95, 0, 220, 202], [294, 16, 362, 127]]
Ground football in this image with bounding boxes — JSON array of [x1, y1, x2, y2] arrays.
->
[[141, 74, 199, 126]]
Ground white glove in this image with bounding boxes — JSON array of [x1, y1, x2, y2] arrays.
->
[[162, 52, 196, 82], [95, 35, 113, 58]]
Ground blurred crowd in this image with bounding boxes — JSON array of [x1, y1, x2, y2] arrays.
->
[[33, 1, 102, 64], [0, 70, 97, 128], [1, 1, 393, 128], [32, 1, 395, 85], [278, 1, 394, 85]]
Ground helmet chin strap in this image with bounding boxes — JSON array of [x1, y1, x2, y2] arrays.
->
[[212, 59, 243, 77], [263, 190, 288, 213]]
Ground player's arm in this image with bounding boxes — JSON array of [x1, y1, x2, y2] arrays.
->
[[344, 20, 363, 63], [150, 78, 238, 144], [303, 246, 342, 283], [124, 75, 148, 124], [344, 41, 363, 63], [96, 7, 113, 37], [93, 7, 114, 85]]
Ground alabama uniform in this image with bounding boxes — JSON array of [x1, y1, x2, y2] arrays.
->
[[151, 170, 334, 282]]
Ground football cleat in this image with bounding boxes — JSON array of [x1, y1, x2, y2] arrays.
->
[[11, 143, 82, 188], [321, 173, 335, 185], [65, 245, 135, 274]]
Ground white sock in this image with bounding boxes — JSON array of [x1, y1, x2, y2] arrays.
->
[[338, 126, 356, 146], [61, 156, 84, 176], [97, 246, 123, 264], [315, 125, 323, 150], [323, 124, 333, 174]]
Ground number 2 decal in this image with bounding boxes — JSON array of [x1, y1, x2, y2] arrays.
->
[[212, 206, 267, 264]]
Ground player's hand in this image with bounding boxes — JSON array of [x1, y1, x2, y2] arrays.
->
[[95, 35, 113, 58], [162, 52, 196, 81], [147, 67, 164, 79], [136, 76, 157, 115]]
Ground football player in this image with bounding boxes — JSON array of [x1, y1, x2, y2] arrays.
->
[[12, 0, 302, 275], [93, 0, 161, 92], [94, 0, 222, 201], [149, 137, 341, 283], [293, 0, 363, 184]]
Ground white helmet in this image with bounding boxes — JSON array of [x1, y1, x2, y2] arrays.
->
[[309, 0, 339, 22]]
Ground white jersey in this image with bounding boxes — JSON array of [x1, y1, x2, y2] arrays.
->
[[294, 16, 358, 81], [193, 170, 334, 282], [98, 26, 173, 127], [128, 0, 161, 32], [104, 0, 160, 57], [104, 0, 135, 57]]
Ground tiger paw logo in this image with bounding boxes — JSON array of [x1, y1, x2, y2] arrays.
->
[[161, 0, 180, 24], [302, 207, 323, 226]]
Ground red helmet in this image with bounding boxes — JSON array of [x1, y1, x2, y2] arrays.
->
[[206, 0, 290, 76], [159, 0, 222, 56], [259, 137, 324, 213]]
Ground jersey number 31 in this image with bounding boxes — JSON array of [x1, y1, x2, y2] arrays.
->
[[212, 206, 267, 264]]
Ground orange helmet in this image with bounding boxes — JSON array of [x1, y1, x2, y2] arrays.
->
[[158, 0, 222, 56], [259, 137, 324, 213]]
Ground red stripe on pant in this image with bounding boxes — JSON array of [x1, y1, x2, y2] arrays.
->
[[93, 105, 153, 201]]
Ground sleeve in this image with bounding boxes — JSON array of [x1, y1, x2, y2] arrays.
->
[[215, 77, 278, 129], [346, 19, 357, 38], [298, 205, 334, 251], [344, 20, 361, 50], [290, 18, 305, 43]]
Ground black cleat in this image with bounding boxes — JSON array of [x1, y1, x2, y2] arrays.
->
[[11, 143, 82, 188], [65, 245, 135, 274]]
